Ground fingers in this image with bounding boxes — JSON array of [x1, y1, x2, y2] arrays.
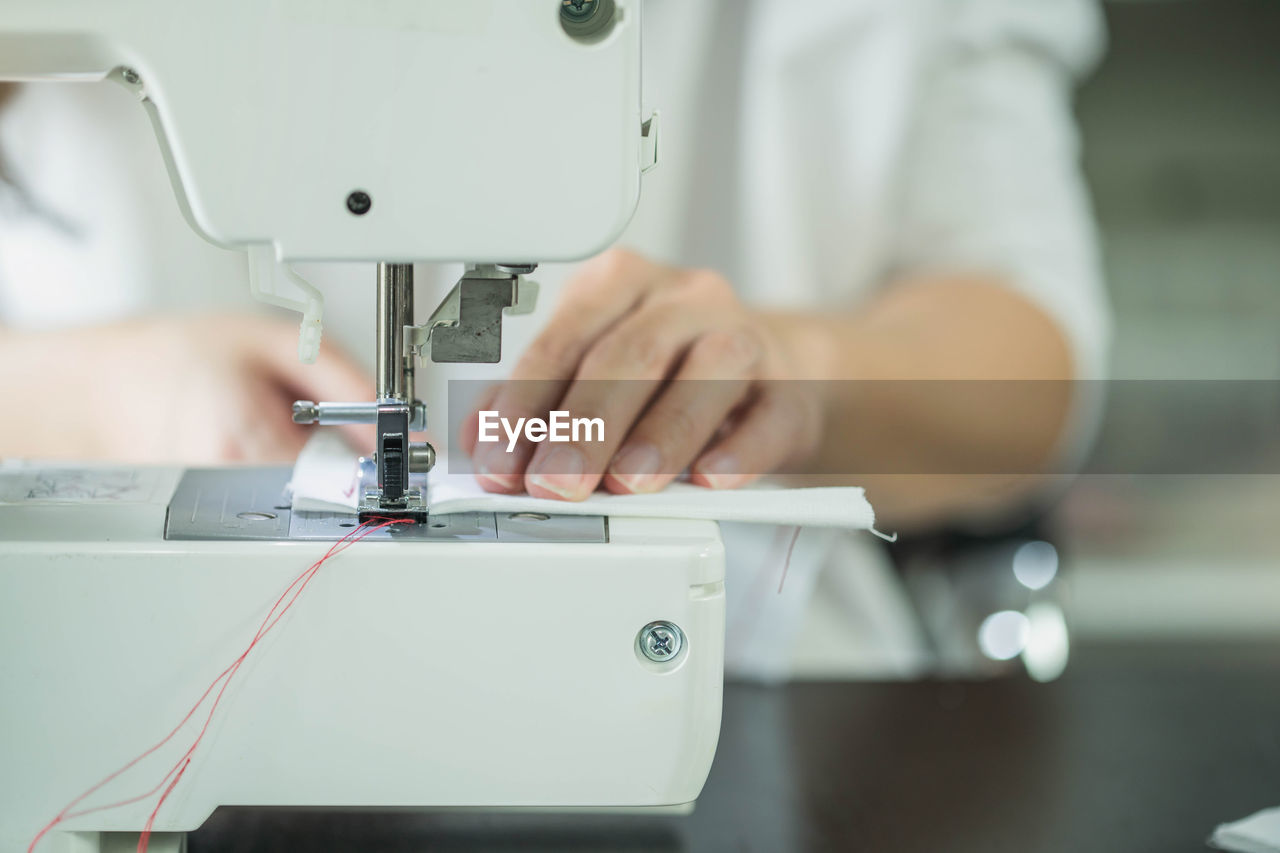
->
[[470, 250, 667, 491], [465, 253, 784, 500], [571, 278, 740, 382], [690, 383, 823, 490], [458, 384, 501, 458], [513, 249, 670, 384], [520, 375, 663, 500], [471, 379, 563, 492], [519, 296, 747, 500], [602, 329, 762, 495]]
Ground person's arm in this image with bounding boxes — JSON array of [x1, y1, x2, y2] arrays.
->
[[460, 251, 1071, 530], [820, 0, 1110, 527], [0, 314, 372, 463], [761, 275, 1072, 529]]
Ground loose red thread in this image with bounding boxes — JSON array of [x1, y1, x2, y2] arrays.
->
[[29, 517, 410, 853], [776, 526, 803, 594], [341, 460, 361, 500]]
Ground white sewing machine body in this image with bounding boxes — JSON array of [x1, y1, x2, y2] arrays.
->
[[0, 467, 726, 852], [0, 0, 645, 263]]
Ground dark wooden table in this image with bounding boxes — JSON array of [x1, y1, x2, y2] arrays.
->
[[190, 643, 1280, 853]]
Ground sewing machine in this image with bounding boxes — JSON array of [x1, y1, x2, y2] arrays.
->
[[0, 3, 725, 851]]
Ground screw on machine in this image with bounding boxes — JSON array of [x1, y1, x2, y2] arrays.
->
[[637, 621, 685, 664]]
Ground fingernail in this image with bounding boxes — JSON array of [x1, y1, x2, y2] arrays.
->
[[695, 452, 749, 490], [476, 463, 518, 491], [476, 451, 521, 491], [527, 446, 590, 500], [608, 443, 664, 493]]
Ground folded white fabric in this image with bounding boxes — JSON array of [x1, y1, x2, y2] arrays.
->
[[288, 432, 366, 513], [1212, 807, 1280, 853], [289, 433, 881, 532], [427, 475, 878, 530]]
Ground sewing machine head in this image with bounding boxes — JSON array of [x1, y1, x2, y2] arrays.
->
[[0, 0, 655, 518]]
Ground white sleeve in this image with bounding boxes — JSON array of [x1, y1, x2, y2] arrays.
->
[[889, 0, 1111, 379]]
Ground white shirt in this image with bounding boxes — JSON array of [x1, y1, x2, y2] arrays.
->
[[0, 0, 1109, 679]]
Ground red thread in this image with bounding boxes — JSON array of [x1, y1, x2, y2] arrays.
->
[[29, 517, 410, 853], [138, 758, 189, 848], [341, 460, 361, 499], [775, 526, 803, 594]]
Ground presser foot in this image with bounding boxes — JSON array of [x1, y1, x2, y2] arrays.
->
[[357, 486, 430, 524]]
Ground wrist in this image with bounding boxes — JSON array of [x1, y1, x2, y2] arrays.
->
[[754, 310, 861, 472], [757, 311, 839, 381]]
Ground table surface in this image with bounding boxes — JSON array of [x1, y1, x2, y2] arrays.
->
[[190, 643, 1280, 853]]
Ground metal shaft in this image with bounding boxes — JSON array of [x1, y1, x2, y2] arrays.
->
[[292, 400, 427, 431], [376, 262, 414, 401]]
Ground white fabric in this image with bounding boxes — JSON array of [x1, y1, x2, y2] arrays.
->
[[426, 480, 877, 530], [287, 431, 366, 513], [1212, 807, 1280, 853], [0, 0, 1108, 679], [289, 433, 878, 531]]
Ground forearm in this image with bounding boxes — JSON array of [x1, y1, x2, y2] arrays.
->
[[760, 275, 1074, 530]]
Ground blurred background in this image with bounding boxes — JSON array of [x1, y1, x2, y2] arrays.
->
[[993, 0, 1279, 648]]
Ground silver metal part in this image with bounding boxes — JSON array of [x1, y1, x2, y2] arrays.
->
[[292, 400, 426, 431], [560, 0, 617, 41], [291, 401, 319, 424], [374, 400, 412, 506], [430, 275, 514, 363], [357, 485, 429, 522], [164, 467, 292, 541], [409, 442, 436, 474], [638, 621, 685, 663], [359, 437, 428, 521], [561, 0, 600, 20], [293, 260, 537, 515], [289, 262, 425, 516], [407, 264, 531, 364], [377, 262, 414, 401], [371, 262, 420, 513], [164, 468, 607, 543], [295, 506, 495, 541], [494, 511, 607, 543]]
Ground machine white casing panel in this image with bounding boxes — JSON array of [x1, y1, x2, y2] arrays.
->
[[0, 469, 725, 851], [0, 0, 644, 262]]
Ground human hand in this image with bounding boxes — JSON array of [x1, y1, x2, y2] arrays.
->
[[0, 313, 372, 464], [459, 249, 824, 500]]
